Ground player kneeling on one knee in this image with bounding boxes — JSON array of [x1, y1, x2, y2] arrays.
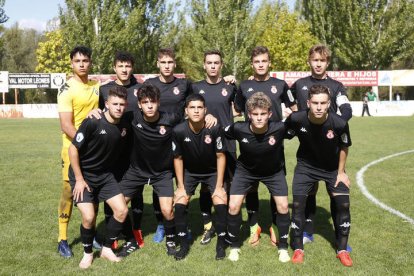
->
[[173, 94, 228, 260], [224, 92, 291, 263], [68, 87, 135, 269]]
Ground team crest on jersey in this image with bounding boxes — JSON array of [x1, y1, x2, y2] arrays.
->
[[134, 89, 138, 97], [159, 126, 166, 135], [121, 128, 127, 137], [326, 130, 334, 139], [302, 86, 308, 91], [271, 85, 277, 94], [199, 90, 205, 94], [222, 88, 228, 96], [173, 87, 180, 95], [204, 135, 212, 144], [269, 135, 276, 145]]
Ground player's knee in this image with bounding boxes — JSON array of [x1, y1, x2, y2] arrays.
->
[[276, 203, 289, 214], [161, 206, 173, 220], [114, 205, 129, 222], [228, 201, 241, 215], [81, 214, 96, 228]]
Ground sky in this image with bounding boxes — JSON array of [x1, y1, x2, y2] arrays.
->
[[3, 0, 295, 32]]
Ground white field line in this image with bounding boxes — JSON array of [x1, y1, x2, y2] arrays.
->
[[356, 150, 414, 226]]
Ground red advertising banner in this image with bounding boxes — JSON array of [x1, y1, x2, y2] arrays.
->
[[271, 71, 379, 87]]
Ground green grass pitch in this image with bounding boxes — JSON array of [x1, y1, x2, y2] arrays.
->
[[0, 116, 413, 275]]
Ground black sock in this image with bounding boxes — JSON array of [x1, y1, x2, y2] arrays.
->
[[276, 211, 290, 249], [227, 212, 242, 248], [246, 191, 259, 227], [291, 195, 307, 250], [131, 192, 144, 230], [199, 189, 213, 227], [153, 191, 163, 223], [104, 216, 125, 248], [164, 218, 176, 248], [304, 194, 316, 234], [270, 197, 277, 225], [174, 204, 188, 243], [80, 224, 95, 254], [333, 195, 351, 251], [121, 213, 135, 244], [330, 196, 338, 238], [214, 204, 227, 245], [104, 202, 113, 225]]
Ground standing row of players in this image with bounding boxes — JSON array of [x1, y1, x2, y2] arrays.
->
[[56, 44, 353, 268]]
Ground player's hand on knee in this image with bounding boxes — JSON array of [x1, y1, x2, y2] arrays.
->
[[205, 114, 217, 128], [335, 172, 350, 188], [174, 187, 188, 205], [212, 186, 227, 203], [73, 179, 91, 202], [87, 108, 102, 119]]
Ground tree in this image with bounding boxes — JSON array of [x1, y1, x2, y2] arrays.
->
[[58, 0, 174, 74], [0, 0, 8, 24], [299, 0, 414, 70], [36, 29, 71, 74], [254, 1, 318, 71], [175, 0, 257, 81]]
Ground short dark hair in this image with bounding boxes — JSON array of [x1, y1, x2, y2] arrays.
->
[[203, 49, 223, 63], [185, 93, 205, 107], [157, 48, 175, 60], [114, 51, 135, 67], [308, 44, 331, 63], [308, 84, 330, 99], [251, 46, 270, 61], [137, 84, 160, 102], [70, 46, 92, 60], [108, 86, 128, 101]]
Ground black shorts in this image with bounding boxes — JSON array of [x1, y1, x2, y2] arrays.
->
[[184, 171, 217, 195], [292, 162, 350, 196], [225, 151, 237, 182], [230, 165, 288, 196], [120, 167, 174, 198], [68, 168, 122, 204]]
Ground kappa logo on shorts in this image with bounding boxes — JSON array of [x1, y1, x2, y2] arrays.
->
[[241, 138, 249, 143], [268, 135, 276, 145], [204, 135, 212, 144], [216, 137, 223, 149], [199, 90, 205, 94], [76, 132, 84, 142], [271, 85, 277, 94], [341, 133, 349, 143], [222, 88, 228, 96], [121, 128, 127, 137], [159, 126, 166, 135], [326, 130, 334, 139], [173, 87, 180, 95], [300, 127, 307, 133]]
